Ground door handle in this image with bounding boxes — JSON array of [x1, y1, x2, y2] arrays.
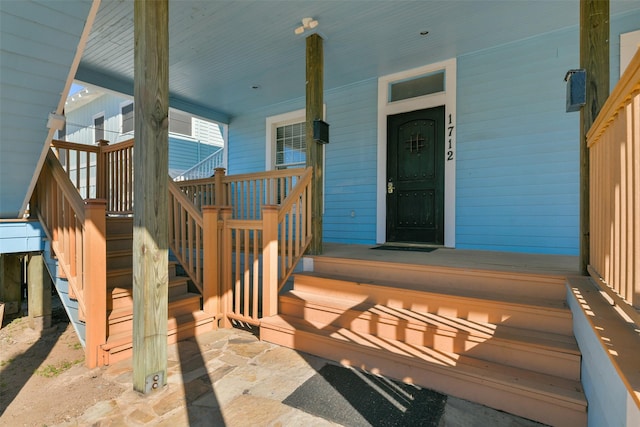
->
[[387, 181, 395, 194]]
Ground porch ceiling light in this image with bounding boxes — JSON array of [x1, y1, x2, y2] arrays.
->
[[294, 17, 318, 35]]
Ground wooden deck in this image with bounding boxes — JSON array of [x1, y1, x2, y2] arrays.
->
[[262, 242, 587, 426], [316, 243, 579, 277]]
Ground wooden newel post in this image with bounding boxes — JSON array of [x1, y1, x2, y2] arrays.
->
[[220, 207, 233, 328], [83, 199, 107, 368], [214, 167, 226, 206], [96, 139, 109, 200], [202, 206, 219, 322], [261, 205, 279, 317]]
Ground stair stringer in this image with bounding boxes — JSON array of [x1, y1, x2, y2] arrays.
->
[[43, 240, 86, 347]]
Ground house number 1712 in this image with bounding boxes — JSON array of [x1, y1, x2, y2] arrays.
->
[[447, 114, 454, 161]]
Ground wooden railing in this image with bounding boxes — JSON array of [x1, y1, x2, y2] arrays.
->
[[175, 148, 224, 181], [218, 167, 313, 325], [168, 179, 205, 294], [47, 137, 313, 332], [175, 167, 309, 219], [176, 167, 313, 326], [51, 139, 134, 214], [587, 48, 640, 320], [32, 150, 107, 368]]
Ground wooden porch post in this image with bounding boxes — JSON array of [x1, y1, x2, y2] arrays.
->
[[306, 33, 324, 255], [27, 253, 52, 332], [579, 0, 609, 274], [132, 0, 169, 394]]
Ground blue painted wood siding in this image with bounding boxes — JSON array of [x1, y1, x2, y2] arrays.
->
[[228, 79, 379, 245], [0, 221, 45, 254], [228, 13, 638, 255], [0, 1, 94, 218], [455, 28, 580, 255]]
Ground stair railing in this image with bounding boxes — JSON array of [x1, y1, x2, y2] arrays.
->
[[217, 167, 313, 325], [51, 138, 134, 215], [32, 150, 107, 368], [174, 147, 224, 181], [587, 47, 640, 323]]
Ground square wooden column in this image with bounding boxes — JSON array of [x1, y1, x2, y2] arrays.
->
[[579, 0, 609, 274], [27, 253, 52, 332], [132, 0, 169, 394], [306, 33, 324, 255]]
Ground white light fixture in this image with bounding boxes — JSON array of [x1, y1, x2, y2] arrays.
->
[[294, 17, 319, 35], [47, 112, 66, 131]]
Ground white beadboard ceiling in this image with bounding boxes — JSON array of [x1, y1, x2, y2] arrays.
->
[[69, 0, 640, 122]]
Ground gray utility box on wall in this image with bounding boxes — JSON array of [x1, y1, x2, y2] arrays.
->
[[565, 69, 586, 112]]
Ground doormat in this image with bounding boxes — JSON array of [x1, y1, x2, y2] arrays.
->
[[283, 363, 447, 427], [371, 245, 436, 253]]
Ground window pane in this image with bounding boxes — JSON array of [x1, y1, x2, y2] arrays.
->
[[275, 122, 306, 169], [122, 103, 134, 133], [94, 115, 104, 142], [390, 70, 445, 102], [169, 110, 192, 136]]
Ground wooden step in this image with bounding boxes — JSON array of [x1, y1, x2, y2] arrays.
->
[[312, 256, 568, 302], [279, 290, 581, 381], [292, 273, 573, 335], [107, 293, 201, 336], [106, 233, 132, 252], [102, 311, 215, 366], [107, 262, 179, 286], [108, 277, 190, 310], [106, 216, 133, 235], [260, 314, 587, 427], [107, 249, 133, 270]]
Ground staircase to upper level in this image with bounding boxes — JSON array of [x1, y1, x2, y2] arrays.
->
[[99, 217, 215, 365], [261, 254, 587, 427]]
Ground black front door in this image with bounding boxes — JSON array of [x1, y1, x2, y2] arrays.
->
[[386, 107, 445, 244]]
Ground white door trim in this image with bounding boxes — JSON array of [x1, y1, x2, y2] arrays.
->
[[376, 58, 457, 247]]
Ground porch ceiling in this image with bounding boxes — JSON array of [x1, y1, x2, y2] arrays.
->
[[77, 0, 639, 122]]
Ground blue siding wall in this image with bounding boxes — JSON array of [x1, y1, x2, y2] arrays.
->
[[227, 13, 639, 255], [324, 80, 378, 244], [0, 1, 93, 218], [455, 28, 580, 255], [168, 138, 218, 178], [228, 79, 379, 245], [0, 221, 45, 254]]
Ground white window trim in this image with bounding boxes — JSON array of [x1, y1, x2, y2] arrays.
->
[[620, 30, 640, 77], [265, 106, 326, 170], [92, 111, 105, 143], [376, 58, 457, 247], [119, 100, 134, 135], [265, 108, 306, 170]]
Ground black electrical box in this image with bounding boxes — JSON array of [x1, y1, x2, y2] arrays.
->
[[565, 69, 586, 112], [313, 119, 329, 144]]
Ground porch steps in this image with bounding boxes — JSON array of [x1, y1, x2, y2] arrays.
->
[[260, 257, 586, 426], [100, 217, 215, 365]]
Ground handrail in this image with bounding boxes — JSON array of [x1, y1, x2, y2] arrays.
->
[[276, 167, 313, 290], [168, 178, 204, 294], [586, 47, 640, 319], [215, 167, 313, 325], [51, 138, 135, 214], [175, 147, 224, 181], [32, 149, 107, 368]]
